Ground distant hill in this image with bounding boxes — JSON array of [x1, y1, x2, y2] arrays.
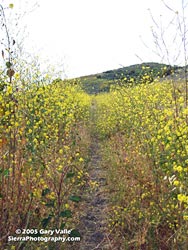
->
[[76, 62, 182, 94]]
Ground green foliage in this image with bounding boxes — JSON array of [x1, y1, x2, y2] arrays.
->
[[69, 195, 81, 203], [66, 172, 75, 178], [70, 229, 81, 238], [41, 215, 53, 228], [60, 210, 72, 218], [42, 188, 51, 197], [77, 62, 182, 94]]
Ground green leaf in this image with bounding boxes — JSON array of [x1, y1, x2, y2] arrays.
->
[[66, 172, 75, 178], [6, 61, 12, 68], [72, 140, 76, 146], [45, 200, 55, 207], [60, 223, 66, 229], [60, 210, 72, 218], [3, 169, 9, 177], [69, 195, 81, 203], [41, 215, 52, 228], [46, 200, 55, 207], [70, 229, 81, 238], [42, 188, 51, 197]]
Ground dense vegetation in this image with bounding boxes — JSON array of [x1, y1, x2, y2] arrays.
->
[[1, 60, 188, 249], [78, 62, 182, 94], [95, 79, 188, 249], [1, 0, 188, 248], [0, 77, 92, 249]]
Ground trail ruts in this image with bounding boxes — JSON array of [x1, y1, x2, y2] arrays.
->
[[70, 100, 112, 250]]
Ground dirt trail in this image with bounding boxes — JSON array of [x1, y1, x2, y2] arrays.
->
[[75, 100, 112, 250], [78, 136, 110, 250]]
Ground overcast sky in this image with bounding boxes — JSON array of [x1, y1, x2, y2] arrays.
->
[[7, 0, 188, 78]]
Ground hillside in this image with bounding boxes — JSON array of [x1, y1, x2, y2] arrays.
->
[[77, 62, 182, 94]]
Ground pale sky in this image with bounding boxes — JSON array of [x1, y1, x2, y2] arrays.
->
[[5, 0, 187, 78]]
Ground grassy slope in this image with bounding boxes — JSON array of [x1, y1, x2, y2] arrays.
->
[[75, 62, 182, 94]]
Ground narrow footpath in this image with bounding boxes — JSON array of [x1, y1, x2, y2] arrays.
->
[[75, 100, 112, 250], [78, 135, 110, 250]]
